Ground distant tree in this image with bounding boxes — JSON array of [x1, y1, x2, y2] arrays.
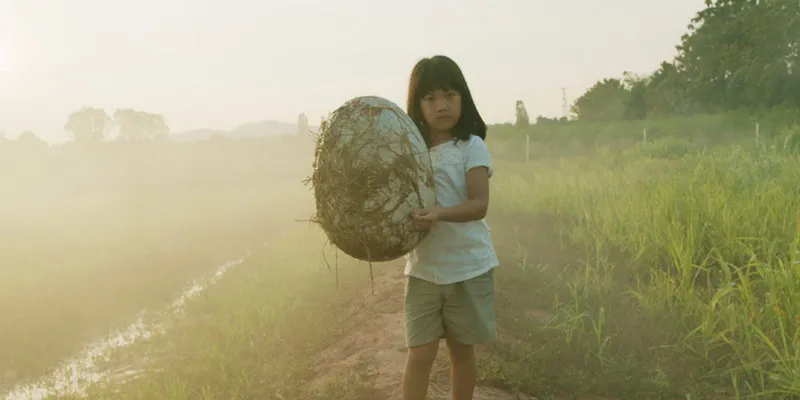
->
[[16, 131, 49, 150], [644, 62, 697, 116], [571, 78, 629, 121], [65, 107, 112, 143], [675, 0, 800, 111], [569, 0, 800, 121], [535, 115, 568, 125], [114, 108, 169, 141], [515, 100, 530, 128], [621, 71, 650, 120], [297, 113, 310, 135]]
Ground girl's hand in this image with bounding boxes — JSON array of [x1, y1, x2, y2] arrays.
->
[[411, 208, 439, 231]]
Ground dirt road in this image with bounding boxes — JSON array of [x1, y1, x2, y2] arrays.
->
[[309, 265, 534, 400]]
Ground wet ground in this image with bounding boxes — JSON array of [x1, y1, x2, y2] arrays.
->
[[2, 241, 272, 400]]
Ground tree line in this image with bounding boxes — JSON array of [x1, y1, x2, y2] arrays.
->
[[1, 109, 317, 145], [65, 107, 169, 142], [570, 0, 799, 122], [0, 107, 169, 145]]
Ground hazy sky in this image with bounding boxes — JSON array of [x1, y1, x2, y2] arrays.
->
[[0, 0, 703, 143]]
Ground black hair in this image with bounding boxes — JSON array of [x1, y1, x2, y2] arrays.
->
[[406, 55, 487, 147]]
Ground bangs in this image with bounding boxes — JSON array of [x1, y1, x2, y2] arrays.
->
[[413, 58, 467, 98]]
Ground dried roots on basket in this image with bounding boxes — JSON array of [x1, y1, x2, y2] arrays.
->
[[305, 96, 436, 263]]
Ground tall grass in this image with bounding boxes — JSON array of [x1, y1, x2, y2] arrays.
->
[[486, 139, 800, 399], [7, 113, 800, 399], [0, 136, 315, 392], [489, 109, 800, 161], [71, 226, 379, 400]]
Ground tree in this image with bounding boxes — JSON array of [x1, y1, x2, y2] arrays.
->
[[620, 71, 650, 120], [64, 107, 111, 143], [570, 0, 800, 121], [114, 108, 169, 141], [675, 0, 800, 110], [644, 62, 697, 116], [536, 116, 568, 124], [515, 100, 530, 128], [16, 131, 49, 151], [297, 113, 310, 136], [571, 78, 630, 121]]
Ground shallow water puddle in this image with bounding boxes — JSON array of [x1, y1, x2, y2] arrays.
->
[[3, 241, 271, 400]]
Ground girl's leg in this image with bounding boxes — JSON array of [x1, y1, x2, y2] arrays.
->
[[441, 269, 497, 400], [402, 339, 439, 400], [403, 276, 446, 400], [445, 337, 476, 400]]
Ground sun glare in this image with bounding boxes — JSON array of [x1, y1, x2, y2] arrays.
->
[[0, 41, 13, 72]]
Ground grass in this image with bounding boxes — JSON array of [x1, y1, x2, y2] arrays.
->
[[481, 139, 800, 399], [68, 225, 381, 400], [489, 109, 799, 161], [5, 118, 800, 400], [0, 136, 316, 392]]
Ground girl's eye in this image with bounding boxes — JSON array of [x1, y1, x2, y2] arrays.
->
[[446, 92, 457, 98]]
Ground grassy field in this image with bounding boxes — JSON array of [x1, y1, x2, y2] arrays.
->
[[484, 140, 800, 399], [4, 118, 800, 399], [0, 136, 316, 394], [64, 226, 383, 400]]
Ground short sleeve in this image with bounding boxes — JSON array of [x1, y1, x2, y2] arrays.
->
[[464, 135, 493, 178]]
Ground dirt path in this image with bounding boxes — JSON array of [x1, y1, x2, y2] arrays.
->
[[309, 264, 534, 400]]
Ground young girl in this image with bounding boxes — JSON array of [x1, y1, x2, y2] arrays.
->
[[402, 55, 499, 400]]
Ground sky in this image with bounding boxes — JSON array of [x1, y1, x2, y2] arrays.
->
[[0, 0, 704, 143]]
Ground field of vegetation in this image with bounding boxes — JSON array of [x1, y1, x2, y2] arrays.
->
[[2, 1, 799, 399], [2, 115, 797, 400], [486, 130, 800, 399], [0, 135, 316, 395]]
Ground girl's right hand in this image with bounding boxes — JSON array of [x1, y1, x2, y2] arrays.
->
[[411, 210, 434, 231]]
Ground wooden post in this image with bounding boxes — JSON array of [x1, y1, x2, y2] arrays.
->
[[756, 122, 760, 145], [525, 133, 530, 162]]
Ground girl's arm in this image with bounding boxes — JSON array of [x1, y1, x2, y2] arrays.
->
[[435, 166, 490, 223], [412, 137, 493, 226]]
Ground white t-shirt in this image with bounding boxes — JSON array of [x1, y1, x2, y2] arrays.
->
[[404, 134, 499, 285]]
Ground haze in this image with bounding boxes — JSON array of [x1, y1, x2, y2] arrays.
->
[[4, 0, 800, 398], [0, 0, 702, 143]]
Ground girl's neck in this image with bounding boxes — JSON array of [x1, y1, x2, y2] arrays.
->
[[429, 130, 454, 147]]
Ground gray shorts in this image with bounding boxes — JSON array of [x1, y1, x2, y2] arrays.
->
[[403, 269, 497, 348]]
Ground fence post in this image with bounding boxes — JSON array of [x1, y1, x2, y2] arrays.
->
[[525, 133, 530, 162], [756, 122, 760, 145], [643, 128, 647, 144]]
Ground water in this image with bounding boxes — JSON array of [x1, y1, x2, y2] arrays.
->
[[3, 241, 271, 400]]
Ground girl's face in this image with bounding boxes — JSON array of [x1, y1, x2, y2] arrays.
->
[[420, 88, 462, 133]]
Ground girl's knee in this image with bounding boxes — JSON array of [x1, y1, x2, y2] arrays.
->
[[445, 337, 475, 362], [406, 340, 439, 367]]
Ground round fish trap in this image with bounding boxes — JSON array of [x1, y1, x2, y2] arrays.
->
[[308, 95, 436, 262]]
